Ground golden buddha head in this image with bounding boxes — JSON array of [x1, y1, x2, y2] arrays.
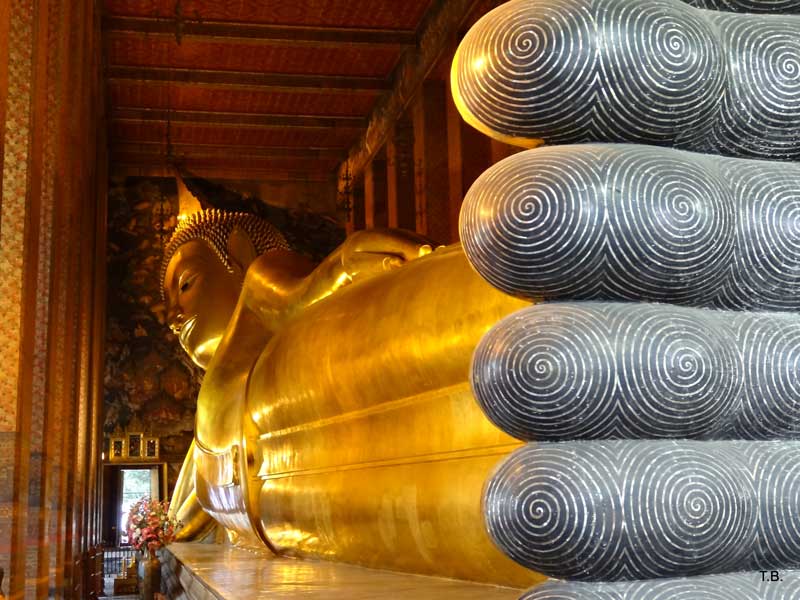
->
[[161, 209, 287, 369]]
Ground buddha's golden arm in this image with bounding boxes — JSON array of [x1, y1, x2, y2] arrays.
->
[[169, 440, 216, 541], [241, 228, 435, 328]]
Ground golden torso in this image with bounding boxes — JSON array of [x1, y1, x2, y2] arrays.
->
[[173, 237, 542, 586]]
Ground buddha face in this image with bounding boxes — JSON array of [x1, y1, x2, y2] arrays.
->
[[163, 239, 242, 369]]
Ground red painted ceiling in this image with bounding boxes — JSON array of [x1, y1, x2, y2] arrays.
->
[[107, 35, 401, 77], [105, 0, 434, 182], [105, 0, 432, 30]]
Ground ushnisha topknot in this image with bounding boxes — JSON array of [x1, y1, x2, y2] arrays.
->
[[160, 208, 288, 297]]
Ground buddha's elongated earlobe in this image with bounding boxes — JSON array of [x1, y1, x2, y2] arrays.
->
[[227, 226, 258, 279]]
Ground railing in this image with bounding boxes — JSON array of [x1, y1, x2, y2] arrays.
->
[[102, 546, 137, 578]]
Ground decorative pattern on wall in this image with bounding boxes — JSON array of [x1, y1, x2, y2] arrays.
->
[[182, 173, 345, 262], [105, 177, 202, 484], [105, 176, 345, 490], [461, 144, 800, 310], [452, 0, 800, 159], [473, 302, 800, 441], [0, 0, 34, 433], [0, 0, 35, 591], [485, 440, 800, 581]]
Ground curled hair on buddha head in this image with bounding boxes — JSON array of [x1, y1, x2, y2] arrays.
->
[[160, 208, 288, 295]]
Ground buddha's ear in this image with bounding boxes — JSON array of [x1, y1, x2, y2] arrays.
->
[[227, 226, 258, 277]]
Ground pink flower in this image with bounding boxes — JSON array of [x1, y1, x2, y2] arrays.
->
[[125, 496, 181, 553]]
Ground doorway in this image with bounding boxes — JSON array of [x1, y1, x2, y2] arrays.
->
[[101, 463, 167, 547]]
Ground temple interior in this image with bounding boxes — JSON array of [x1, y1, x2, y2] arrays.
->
[[0, 1, 529, 597], [3, 0, 800, 598]]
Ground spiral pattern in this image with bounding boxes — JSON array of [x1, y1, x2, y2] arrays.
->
[[741, 443, 800, 568], [521, 571, 800, 599], [685, 0, 800, 13], [463, 146, 605, 298], [461, 144, 800, 311], [719, 161, 800, 311], [485, 440, 800, 581], [472, 304, 615, 440], [485, 443, 625, 579], [452, 0, 800, 159], [704, 16, 800, 160], [473, 303, 736, 440], [594, 0, 721, 145], [453, 0, 598, 144], [602, 149, 730, 301], [728, 313, 800, 440], [473, 303, 800, 442], [617, 305, 737, 439]]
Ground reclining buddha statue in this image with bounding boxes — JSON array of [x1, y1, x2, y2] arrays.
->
[[163, 0, 800, 595], [161, 208, 541, 586]]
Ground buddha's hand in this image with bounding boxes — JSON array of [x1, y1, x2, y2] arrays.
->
[[294, 229, 439, 311], [340, 228, 436, 280]]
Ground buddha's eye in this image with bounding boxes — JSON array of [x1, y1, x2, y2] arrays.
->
[[178, 273, 196, 294]]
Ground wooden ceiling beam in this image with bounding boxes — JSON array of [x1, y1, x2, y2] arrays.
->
[[112, 141, 345, 160], [337, 0, 483, 191], [112, 150, 340, 169], [103, 16, 416, 49], [112, 162, 334, 182], [112, 108, 365, 129], [107, 65, 388, 94]]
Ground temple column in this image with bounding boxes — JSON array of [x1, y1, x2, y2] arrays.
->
[[0, 0, 106, 597], [446, 77, 463, 244], [412, 81, 449, 243], [386, 118, 416, 231], [364, 156, 388, 229]]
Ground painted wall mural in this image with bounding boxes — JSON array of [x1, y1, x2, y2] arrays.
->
[[104, 175, 346, 494], [104, 177, 202, 491]]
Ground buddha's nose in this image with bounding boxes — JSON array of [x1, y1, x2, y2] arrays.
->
[[168, 308, 186, 334]]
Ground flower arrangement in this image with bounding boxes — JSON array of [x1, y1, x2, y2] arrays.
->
[[126, 497, 180, 557]]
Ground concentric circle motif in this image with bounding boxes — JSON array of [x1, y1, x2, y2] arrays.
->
[[602, 148, 731, 302], [485, 440, 800, 581], [473, 303, 800, 442], [594, 0, 722, 145], [740, 443, 800, 567], [520, 570, 800, 599], [453, 0, 598, 145], [472, 303, 616, 441], [460, 144, 800, 311], [705, 16, 800, 160], [686, 0, 800, 15], [729, 313, 800, 439], [485, 442, 624, 579], [472, 302, 750, 441], [718, 160, 800, 311], [452, 0, 800, 158], [460, 145, 605, 299]]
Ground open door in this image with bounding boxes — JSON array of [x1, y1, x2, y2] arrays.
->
[[101, 463, 167, 546]]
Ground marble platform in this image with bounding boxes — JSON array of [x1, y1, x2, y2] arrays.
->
[[161, 543, 523, 600]]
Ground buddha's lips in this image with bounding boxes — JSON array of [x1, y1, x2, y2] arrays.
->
[[179, 316, 197, 348]]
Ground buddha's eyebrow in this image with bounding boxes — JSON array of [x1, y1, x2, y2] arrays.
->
[[177, 268, 195, 287], [165, 264, 189, 304]]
